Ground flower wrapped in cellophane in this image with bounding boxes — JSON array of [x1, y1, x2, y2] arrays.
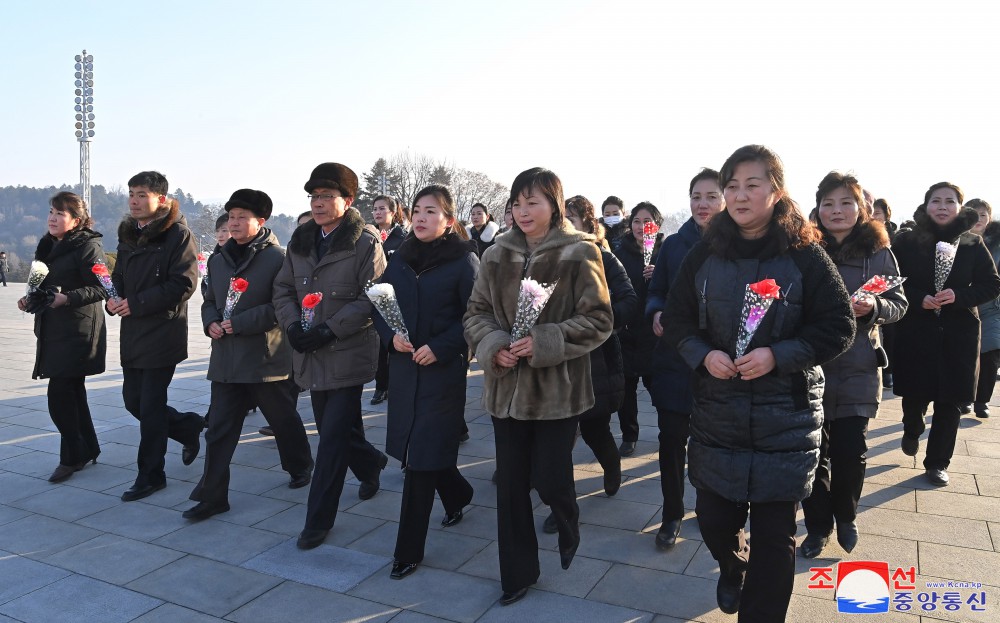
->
[[223, 277, 248, 320], [91, 261, 119, 301], [301, 292, 323, 330], [850, 274, 907, 304], [26, 261, 49, 295], [510, 278, 558, 344], [933, 241, 957, 316], [196, 253, 207, 278], [735, 278, 781, 359], [366, 282, 409, 341], [642, 222, 659, 267]]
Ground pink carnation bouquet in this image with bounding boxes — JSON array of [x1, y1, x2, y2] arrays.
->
[[510, 278, 558, 343]]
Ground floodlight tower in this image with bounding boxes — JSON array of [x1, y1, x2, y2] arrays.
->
[[73, 50, 95, 207]]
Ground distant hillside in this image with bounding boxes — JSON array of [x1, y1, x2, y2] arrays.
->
[[0, 185, 298, 280]]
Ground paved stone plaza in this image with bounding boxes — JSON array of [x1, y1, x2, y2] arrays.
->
[[0, 283, 997, 622]]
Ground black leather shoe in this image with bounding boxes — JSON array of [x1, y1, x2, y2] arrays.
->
[[716, 572, 744, 614], [837, 521, 859, 553], [901, 434, 919, 457], [441, 509, 464, 527], [459, 432, 470, 442], [296, 528, 329, 550], [289, 470, 312, 489], [975, 402, 990, 418], [655, 518, 682, 550], [926, 468, 949, 486], [960, 403, 973, 415], [258, 426, 275, 436], [542, 513, 558, 534], [559, 538, 579, 570], [370, 390, 388, 405], [882, 373, 893, 389], [182, 437, 200, 466], [499, 587, 528, 606], [604, 460, 621, 496], [48, 462, 85, 483], [618, 441, 636, 457], [358, 452, 389, 500], [121, 482, 166, 502], [800, 532, 830, 558], [390, 560, 419, 579], [182, 501, 230, 520]]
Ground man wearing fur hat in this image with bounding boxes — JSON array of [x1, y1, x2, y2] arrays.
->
[[182, 189, 314, 520], [274, 162, 389, 549], [109, 171, 205, 502]]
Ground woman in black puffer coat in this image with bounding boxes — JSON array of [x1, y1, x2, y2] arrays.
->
[[612, 201, 663, 457], [371, 195, 408, 405], [19, 192, 108, 483], [967, 198, 1000, 419]]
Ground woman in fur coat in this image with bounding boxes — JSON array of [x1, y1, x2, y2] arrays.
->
[[800, 173, 907, 559], [967, 198, 1000, 418], [892, 183, 1000, 486], [464, 168, 612, 606]]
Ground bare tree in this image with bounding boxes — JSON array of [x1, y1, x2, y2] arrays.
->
[[386, 151, 436, 208]]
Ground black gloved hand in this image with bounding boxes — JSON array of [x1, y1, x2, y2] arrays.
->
[[286, 323, 309, 353], [299, 324, 337, 352], [24, 286, 58, 314]]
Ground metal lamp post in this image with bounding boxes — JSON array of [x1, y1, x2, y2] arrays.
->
[[73, 50, 95, 207]]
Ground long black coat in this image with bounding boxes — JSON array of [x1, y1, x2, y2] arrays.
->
[[374, 234, 479, 470], [112, 201, 199, 369], [613, 232, 663, 377], [380, 224, 407, 257], [31, 229, 108, 379], [892, 208, 1000, 402]]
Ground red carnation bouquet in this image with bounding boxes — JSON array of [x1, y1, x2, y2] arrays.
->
[[642, 221, 659, 267], [735, 278, 781, 359], [850, 275, 906, 304], [223, 277, 248, 320], [301, 292, 323, 330], [196, 253, 207, 278], [91, 261, 119, 301]]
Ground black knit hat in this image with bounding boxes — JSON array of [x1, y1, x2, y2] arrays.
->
[[224, 189, 273, 220], [304, 162, 358, 199]]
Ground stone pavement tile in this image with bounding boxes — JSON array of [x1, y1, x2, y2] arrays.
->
[[455, 456, 497, 482], [454, 438, 495, 461], [458, 541, 613, 599], [10, 484, 120, 522], [0, 412, 57, 431], [347, 521, 491, 571], [241, 539, 389, 592], [0, 471, 51, 504], [41, 533, 184, 585], [1, 430, 59, 454], [0, 449, 60, 480], [77, 497, 188, 541], [967, 440, 1000, 459], [588, 564, 730, 623], [263, 505, 385, 547], [223, 463, 292, 495], [0, 505, 30, 526], [464, 421, 494, 441], [916, 489, 1000, 521], [919, 542, 1000, 588], [349, 565, 498, 623], [0, 442, 32, 462], [573, 522, 700, 574], [342, 487, 406, 522], [60, 462, 135, 492], [224, 441, 283, 470], [387, 611, 452, 623], [200, 489, 293, 527], [0, 574, 161, 623], [153, 519, 287, 565], [126, 554, 282, 617], [0, 553, 70, 605], [576, 494, 661, 532], [426, 503, 497, 541], [856, 507, 992, 550], [946, 454, 1000, 476], [651, 616, 692, 623], [228, 581, 399, 623], [785, 591, 917, 623], [867, 441, 921, 467], [990, 522, 1000, 552], [0, 515, 101, 559], [86, 441, 140, 468], [130, 603, 225, 622], [865, 464, 979, 495], [477, 588, 653, 623], [858, 481, 917, 511]]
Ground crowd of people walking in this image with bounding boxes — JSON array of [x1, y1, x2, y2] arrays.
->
[[14, 144, 1000, 622]]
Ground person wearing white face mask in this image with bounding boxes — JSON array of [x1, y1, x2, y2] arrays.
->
[[600, 195, 629, 250]]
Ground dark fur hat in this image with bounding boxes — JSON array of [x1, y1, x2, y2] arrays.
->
[[304, 162, 358, 199], [224, 189, 273, 220]]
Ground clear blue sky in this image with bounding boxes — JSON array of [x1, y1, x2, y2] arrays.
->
[[2, 0, 997, 218]]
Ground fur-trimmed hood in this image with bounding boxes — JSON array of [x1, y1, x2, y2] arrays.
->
[[493, 218, 596, 255], [911, 206, 981, 245], [467, 220, 500, 244], [35, 228, 103, 262], [117, 200, 184, 248], [287, 208, 372, 258], [821, 219, 890, 262]]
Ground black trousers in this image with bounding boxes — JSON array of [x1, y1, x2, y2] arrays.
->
[[578, 412, 620, 474], [492, 415, 579, 593], [801, 415, 869, 535], [304, 385, 384, 531], [122, 366, 204, 487], [618, 374, 652, 442], [901, 397, 961, 470], [394, 466, 474, 563], [657, 409, 690, 522], [375, 342, 390, 392], [696, 488, 797, 623], [47, 377, 100, 466], [976, 349, 1000, 404], [190, 379, 313, 504]]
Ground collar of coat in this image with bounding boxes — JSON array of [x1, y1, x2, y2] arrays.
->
[[117, 200, 182, 247], [911, 206, 980, 244], [395, 231, 475, 272], [34, 228, 103, 262], [493, 219, 596, 254], [219, 227, 278, 265], [288, 207, 368, 258], [821, 219, 889, 262], [981, 221, 1000, 252], [467, 221, 500, 243]]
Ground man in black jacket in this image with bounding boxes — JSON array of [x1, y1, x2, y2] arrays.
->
[[109, 171, 204, 501]]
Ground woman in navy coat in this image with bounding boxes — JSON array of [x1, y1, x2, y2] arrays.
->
[[373, 184, 479, 580]]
